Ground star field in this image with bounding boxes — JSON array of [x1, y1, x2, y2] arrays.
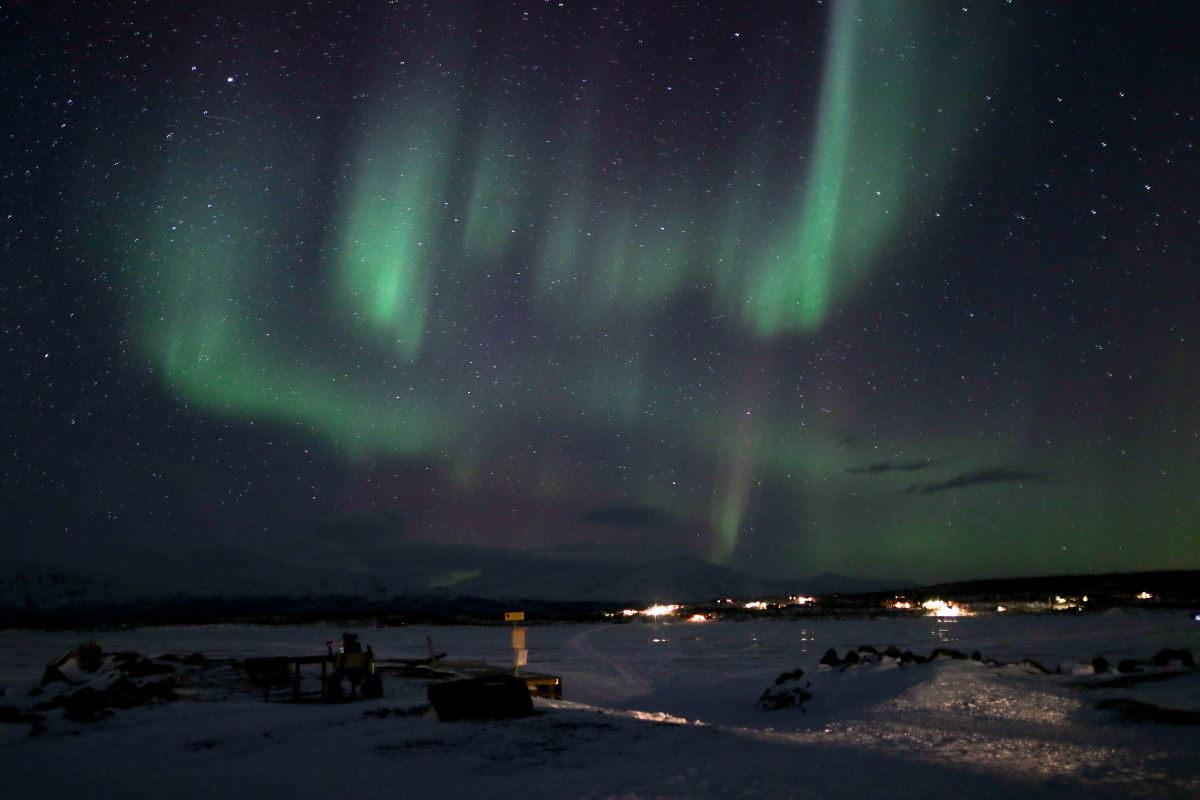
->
[[1, 1, 1197, 585]]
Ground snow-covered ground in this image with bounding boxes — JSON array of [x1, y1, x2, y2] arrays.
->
[[2, 612, 1199, 799]]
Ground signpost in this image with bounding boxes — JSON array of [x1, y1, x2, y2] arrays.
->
[[506, 611, 525, 676]]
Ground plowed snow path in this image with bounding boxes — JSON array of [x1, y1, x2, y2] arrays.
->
[[569, 625, 652, 698]]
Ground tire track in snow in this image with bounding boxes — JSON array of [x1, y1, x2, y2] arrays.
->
[[570, 625, 652, 697]]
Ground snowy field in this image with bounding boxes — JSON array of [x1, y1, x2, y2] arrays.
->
[[2, 612, 1199, 799]]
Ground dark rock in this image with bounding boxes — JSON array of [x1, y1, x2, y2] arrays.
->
[[41, 641, 105, 687], [819, 649, 841, 667], [427, 675, 534, 722], [761, 692, 795, 709], [39, 666, 68, 687], [842, 650, 860, 665], [29, 722, 47, 737], [1092, 656, 1110, 674], [774, 669, 804, 686], [76, 642, 103, 672], [107, 676, 143, 708], [1022, 658, 1052, 674], [970, 651, 982, 661], [1098, 698, 1200, 725], [1150, 649, 1195, 669], [883, 645, 903, 659], [183, 653, 210, 665], [930, 648, 969, 661], [0, 705, 46, 724], [120, 659, 175, 679], [61, 687, 112, 722], [759, 674, 813, 711], [39, 675, 178, 722], [1117, 659, 1144, 674]]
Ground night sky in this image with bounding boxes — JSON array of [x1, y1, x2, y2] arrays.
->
[[3, 1, 1198, 588]]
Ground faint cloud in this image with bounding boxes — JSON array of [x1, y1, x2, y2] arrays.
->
[[845, 459, 936, 475], [902, 469, 1054, 495]]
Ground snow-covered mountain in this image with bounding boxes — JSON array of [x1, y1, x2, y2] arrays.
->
[[443, 556, 787, 603], [0, 553, 903, 616]]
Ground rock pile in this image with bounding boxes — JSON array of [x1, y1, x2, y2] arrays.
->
[[1106, 648, 1195, 674], [0, 641, 189, 737], [33, 674, 178, 722], [759, 645, 1197, 713]]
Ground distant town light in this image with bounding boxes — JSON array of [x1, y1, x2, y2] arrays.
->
[[996, 605, 1008, 613], [644, 604, 680, 617], [922, 599, 969, 617], [1136, 592, 1154, 600], [687, 613, 708, 623], [744, 601, 769, 610], [1051, 594, 1082, 611]]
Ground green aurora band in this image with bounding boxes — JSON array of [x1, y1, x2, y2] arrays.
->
[[123, 1, 1006, 566]]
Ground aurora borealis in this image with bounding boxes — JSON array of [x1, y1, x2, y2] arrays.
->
[[3, 1, 1198, 587]]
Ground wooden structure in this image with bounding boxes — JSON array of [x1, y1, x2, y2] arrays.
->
[[521, 672, 562, 699], [242, 650, 375, 702]]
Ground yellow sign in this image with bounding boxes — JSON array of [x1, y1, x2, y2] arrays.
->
[[504, 611, 525, 622], [511, 627, 526, 650]]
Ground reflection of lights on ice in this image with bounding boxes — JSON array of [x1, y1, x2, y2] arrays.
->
[[922, 599, 969, 617], [892, 600, 913, 610]]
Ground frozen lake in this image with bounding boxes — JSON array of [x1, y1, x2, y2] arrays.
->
[[2, 612, 1199, 798]]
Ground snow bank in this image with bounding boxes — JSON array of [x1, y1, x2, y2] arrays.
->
[[1, 615, 1199, 799]]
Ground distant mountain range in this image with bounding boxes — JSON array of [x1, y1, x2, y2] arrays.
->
[[443, 556, 902, 604], [0, 555, 903, 622], [5, 558, 1195, 628]]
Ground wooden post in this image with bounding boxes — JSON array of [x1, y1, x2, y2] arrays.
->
[[505, 611, 526, 677]]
